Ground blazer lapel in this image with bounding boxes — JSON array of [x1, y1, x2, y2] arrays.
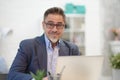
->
[[35, 35, 47, 72]]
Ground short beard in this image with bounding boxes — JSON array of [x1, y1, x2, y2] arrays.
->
[[49, 38, 58, 43]]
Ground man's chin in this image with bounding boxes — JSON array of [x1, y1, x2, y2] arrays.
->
[[50, 38, 58, 43]]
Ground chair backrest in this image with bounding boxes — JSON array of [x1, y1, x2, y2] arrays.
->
[[0, 56, 8, 73], [0, 74, 7, 80]]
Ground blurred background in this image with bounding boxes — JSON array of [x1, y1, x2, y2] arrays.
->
[[0, 0, 120, 79]]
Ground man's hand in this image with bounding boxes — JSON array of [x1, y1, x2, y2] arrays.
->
[[42, 77, 48, 80]]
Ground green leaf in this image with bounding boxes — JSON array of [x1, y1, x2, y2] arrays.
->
[[30, 70, 45, 80], [109, 53, 120, 69]]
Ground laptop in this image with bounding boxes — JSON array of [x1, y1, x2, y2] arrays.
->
[[56, 56, 104, 80]]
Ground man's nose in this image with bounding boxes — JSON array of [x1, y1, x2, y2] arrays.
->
[[52, 26, 58, 31]]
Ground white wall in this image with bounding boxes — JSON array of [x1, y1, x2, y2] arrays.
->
[[85, 0, 103, 56]]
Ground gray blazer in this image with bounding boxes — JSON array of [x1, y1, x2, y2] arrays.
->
[[7, 34, 80, 80]]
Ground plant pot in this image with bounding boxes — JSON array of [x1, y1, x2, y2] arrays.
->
[[112, 69, 120, 80], [110, 41, 120, 54]]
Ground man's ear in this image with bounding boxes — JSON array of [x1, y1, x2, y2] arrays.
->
[[42, 21, 45, 30]]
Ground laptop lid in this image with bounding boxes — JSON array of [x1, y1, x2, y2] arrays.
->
[[56, 56, 104, 80]]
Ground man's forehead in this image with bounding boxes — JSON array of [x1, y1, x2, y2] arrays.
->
[[45, 14, 64, 22]]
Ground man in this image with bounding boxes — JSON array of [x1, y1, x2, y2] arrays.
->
[[7, 7, 80, 80]]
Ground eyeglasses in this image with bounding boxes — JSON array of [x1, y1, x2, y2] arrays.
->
[[44, 22, 65, 29]]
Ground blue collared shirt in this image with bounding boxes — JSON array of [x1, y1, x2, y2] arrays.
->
[[44, 35, 60, 75]]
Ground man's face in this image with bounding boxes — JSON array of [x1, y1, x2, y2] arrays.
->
[[42, 14, 65, 43]]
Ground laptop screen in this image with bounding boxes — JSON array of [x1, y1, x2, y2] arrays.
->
[[56, 56, 104, 80]]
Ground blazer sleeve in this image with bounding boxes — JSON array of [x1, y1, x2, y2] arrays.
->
[[7, 40, 33, 80], [71, 43, 81, 55]]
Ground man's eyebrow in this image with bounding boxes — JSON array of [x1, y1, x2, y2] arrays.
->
[[47, 21, 63, 24], [47, 21, 54, 22], [57, 22, 63, 24]]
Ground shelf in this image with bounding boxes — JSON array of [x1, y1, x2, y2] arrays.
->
[[63, 13, 85, 55], [64, 29, 84, 33], [66, 14, 85, 18], [109, 41, 120, 54]]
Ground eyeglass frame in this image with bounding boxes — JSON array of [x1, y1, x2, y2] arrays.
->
[[44, 21, 65, 29]]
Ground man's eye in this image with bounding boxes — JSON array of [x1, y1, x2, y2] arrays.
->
[[57, 24, 62, 26], [48, 23, 54, 26]]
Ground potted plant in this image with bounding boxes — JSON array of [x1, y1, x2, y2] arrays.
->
[[109, 53, 120, 80], [30, 70, 45, 80]]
